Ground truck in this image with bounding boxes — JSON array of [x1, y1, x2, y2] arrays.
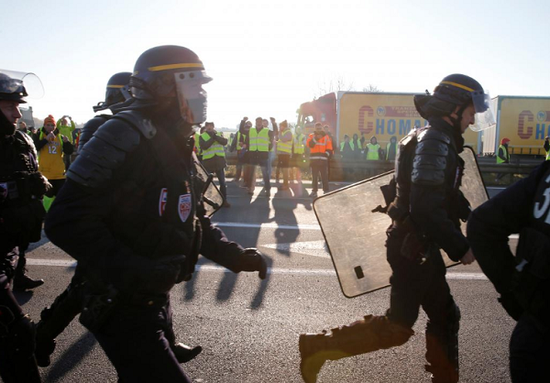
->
[[481, 96, 550, 157], [297, 91, 483, 154]]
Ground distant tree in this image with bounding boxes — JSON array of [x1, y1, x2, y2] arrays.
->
[[362, 84, 382, 93], [315, 75, 355, 98]]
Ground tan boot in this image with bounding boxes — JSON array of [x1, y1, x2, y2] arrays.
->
[[299, 315, 414, 383]]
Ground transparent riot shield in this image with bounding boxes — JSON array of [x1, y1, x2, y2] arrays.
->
[[193, 156, 224, 216], [313, 146, 487, 298]]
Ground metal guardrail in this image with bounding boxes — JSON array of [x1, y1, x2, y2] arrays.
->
[[224, 151, 539, 178]]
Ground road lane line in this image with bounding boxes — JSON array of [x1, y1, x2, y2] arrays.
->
[[213, 222, 321, 230], [26, 259, 487, 280]]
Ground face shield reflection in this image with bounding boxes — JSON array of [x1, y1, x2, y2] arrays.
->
[[174, 70, 212, 125], [0, 69, 44, 99], [470, 92, 495, 132]]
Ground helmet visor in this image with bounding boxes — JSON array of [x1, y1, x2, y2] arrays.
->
[[174, 70, 212, 125], [470, 92, 495, 132], [0, 70, 44, 99]]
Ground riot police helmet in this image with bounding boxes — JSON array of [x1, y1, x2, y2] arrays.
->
[[130, 45, 212, 125], [93, 72, 132, 113], [414, 73, 494, 131], [0, 72, 28, 104]]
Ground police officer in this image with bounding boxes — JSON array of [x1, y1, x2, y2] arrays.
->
[[299, 74, 492, 383], [44, 45, 267, 382], [0, 71, 50, 383], [468, 161, 550, 382], [34, 72, 201, 367], [76, 71, 133, 152]]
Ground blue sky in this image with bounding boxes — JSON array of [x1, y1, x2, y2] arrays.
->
[[2, 0, 549, 128]]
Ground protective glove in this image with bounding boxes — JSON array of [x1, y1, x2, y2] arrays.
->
[[240, 248, 267, 280]]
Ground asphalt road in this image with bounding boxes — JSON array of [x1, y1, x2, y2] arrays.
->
[[17, 181, 516, 383]]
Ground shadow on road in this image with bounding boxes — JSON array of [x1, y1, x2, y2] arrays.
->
[[46, 331, 97, 382]]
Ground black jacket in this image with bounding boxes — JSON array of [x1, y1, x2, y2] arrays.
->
[[405, 118, 470, 261]]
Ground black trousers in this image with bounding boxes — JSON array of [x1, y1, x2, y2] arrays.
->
[[310, 159, 329, 193], [385, 226, 460, 375], [509, 313, 550, 383], [0, 248, 41, 383], [92, 296, 191, 383]]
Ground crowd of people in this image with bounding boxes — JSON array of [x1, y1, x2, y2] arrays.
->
[[1, 53, 549, 383]]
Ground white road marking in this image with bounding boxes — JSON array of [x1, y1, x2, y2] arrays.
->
[[213, 222, 321, 230], [262, 240, 330, 258], [26, 259, 487, 280]]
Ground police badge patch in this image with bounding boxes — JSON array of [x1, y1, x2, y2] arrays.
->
[[159, 188, 167, 216], [178, 194, 192, 222]]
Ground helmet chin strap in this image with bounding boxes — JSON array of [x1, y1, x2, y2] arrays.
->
[[448, 103, 468, 132]]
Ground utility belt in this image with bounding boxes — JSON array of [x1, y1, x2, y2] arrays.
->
[[0, 171, 49, 206], [513, 227, 550, 328]]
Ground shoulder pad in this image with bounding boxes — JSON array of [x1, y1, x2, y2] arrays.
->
[[67, 118, 141, 189], [412, 128, 452, 186], [115, 110, 157, 139], [417, 128, 451, 145], [14, 130, 38, 158], [78, 115, 110, 152]]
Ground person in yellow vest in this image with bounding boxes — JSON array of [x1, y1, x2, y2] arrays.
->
[[276, 120, 293, 191], [193, 125, 204, 161], [56, 115, 76, 170], [365, 136, 381, 160], [544, 136, 550, 161], [234, 118, 252, 185], [352, 133, 362, 159], [244, 117, 274, 197], [200, 122, 230, 207], [34, 114, 74, 211], [496, 137, 511, 182], [291, 126, 306, 196], [340, 134, 356, 181], [386, 136, 398, 162]]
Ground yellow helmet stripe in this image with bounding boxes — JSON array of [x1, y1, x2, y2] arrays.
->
[[147, 63, 204, 72], [440, 80, 474, 92], [107, 85, 124, 88]]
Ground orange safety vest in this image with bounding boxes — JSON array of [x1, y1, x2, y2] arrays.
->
[[307, 133, 333, 160]]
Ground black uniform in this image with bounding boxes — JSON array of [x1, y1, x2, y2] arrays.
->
[[385, 117, 470, 382], [468, 161, 550, 383], [0, 130, 48, 383], [298, 118, 470, 383], [45, 110, 264, 382], [77, 114, 110, 153]]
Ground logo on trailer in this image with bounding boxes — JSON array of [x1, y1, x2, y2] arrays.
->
[[178, 194, 192, 222], [159, 188, 168, 216]]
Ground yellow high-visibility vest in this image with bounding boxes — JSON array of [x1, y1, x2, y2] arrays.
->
[[366, 143, 380, 160], [497, 145, 510, 164], [293, 133, 305, 154], [277, 129, 293, 154], [249, 128, 270, 152], [201, 132, 226, 160]]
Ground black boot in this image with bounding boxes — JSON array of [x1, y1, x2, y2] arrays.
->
[[171, 343, 202, 363], [299, 315, 413, 383], [13, 253, 44, 291]]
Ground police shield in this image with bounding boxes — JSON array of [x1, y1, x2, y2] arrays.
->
[[193, 156, 224, 216], [313, 146, 487, 298]]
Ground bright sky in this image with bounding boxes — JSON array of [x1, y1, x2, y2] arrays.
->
[[2, 0, 549, 129]]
